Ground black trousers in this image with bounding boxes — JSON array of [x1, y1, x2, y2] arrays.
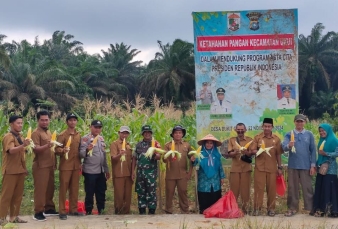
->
[[83, 172, 107, 213], [198, 186, 222, 214]]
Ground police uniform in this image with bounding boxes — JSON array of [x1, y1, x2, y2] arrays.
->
[[110, 138, 133, 214], [227, 136, 253, 212], [277, 86, 296, 109], [55, 128, 81, 216], [79, 131, 109, 214], [32, 127, 57, 215], [164, 140, 192, 214], [210, 87, 232, 114], [134, 139, 160, 212], [197, 83, 213, 104], [250, 132, 283, 213], [0, 132, 26, 221]]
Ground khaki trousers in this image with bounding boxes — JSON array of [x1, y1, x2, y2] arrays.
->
[[113, 177, 132, 214], [33, 166, 56, 213], [0, 173, 25, 218], [230, 171, 251, 211], [254, 169, 276, 211], [59, 170, 80, 214], [165, 178, 189, 214], [287, 168, 313, 211]]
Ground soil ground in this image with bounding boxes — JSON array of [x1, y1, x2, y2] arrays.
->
[[1, 213, 338, 229]]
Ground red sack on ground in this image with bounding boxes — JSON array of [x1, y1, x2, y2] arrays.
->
[[276, 175, 286, 196], [203, 190, 244, 218]]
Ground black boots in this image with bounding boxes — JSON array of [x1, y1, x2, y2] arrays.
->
[[139, 208, 146, 215], [148, 209, 156, 215]]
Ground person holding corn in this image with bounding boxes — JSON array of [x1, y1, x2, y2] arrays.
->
[[227, 123, 253, 214], [110, 126, 133, 214], [191, 134, 225, 214], [163, 125, 193, 214], [79, 120, 110, 215], [0, 115, 30, 225], [310, 123, 338, 217], [132, 125, 162, 215], [282, 114, 316, 217], [55, 113, 82, 220]]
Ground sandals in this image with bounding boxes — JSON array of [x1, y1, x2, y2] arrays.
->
[[10, 217, 27, 223], [267, 210, 276, 217], [314, 211, 325, 217], [0, 218, 8, 226], [284, 210, 296, 217]]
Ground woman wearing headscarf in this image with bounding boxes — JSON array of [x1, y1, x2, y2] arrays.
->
[[311, 123, 338, 217], [191, 134, 225, 214]]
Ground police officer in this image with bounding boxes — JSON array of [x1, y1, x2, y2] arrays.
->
[[277, 85, 296, 109], [79, 120, 110, 215], [210, 88, 232, 114], [197, 82, 213, 104], [131, 125, 161, 215]]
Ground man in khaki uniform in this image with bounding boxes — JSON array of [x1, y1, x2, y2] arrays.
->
[[164, 125, 193, 214], [0, 115, 30, 225], [55, 113, 82, 220], [32, 110, 58, 221], [227, 123, 253, 213], [250, 118, 283, 216], [110, 126, 133, 214]]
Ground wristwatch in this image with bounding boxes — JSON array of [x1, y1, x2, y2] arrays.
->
[[278, 166, 283, 170]]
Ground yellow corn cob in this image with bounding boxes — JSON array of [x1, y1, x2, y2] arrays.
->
[[66, 136, 72, 147], [261, 140, 265, 149], [87, 135, 99, 156], [26, 127, 32, 139], [51, 131, 56, 141], [319, 140, 326, 150], [122, 138, 126, 150], [50, 131, 57, 154], [291, 131, 295, 142], [151, 138, 155, 147], [244, 140, 253, 149], [171, 140, 175, 151]]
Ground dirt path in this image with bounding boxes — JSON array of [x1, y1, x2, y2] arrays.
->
[[1, 214, 338, 229]]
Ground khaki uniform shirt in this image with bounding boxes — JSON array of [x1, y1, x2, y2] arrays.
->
[[32, 127, 55, 168], [1, 132, 27, 175], [55, 129, 81, 170], [250, 132, 283, 173], [110, 139, 132, 178], [165, 141, 192, 180], [228, 136, 253, 173]]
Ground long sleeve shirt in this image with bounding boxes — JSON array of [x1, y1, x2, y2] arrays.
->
[[282, 129, 316, 169], [321, 147, 338, 175]]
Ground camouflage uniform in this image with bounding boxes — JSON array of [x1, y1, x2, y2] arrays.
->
[[134, 140, 159, 210]]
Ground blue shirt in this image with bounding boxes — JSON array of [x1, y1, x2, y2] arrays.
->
[[282, 129, 316, 169], [193, 154, 225, 192]]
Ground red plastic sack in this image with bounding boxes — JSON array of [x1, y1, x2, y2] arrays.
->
[[276, 175, 286, 196], [203, 190, 244, 218], [64, 200, 87, 214]]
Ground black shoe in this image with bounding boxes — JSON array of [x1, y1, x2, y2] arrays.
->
[[86, 211, 92, 215], [43, 209, 59, 216], [68, 212, 84, 216], [33, 212, 46, 222], [59, 214, 67, 220], [139, 208, 146, 215], [148, 209, 156, 215]]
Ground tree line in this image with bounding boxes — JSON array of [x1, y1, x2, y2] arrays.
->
[[0, 23, 337, 119]]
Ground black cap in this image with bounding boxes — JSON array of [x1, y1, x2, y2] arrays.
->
[[263, 118, 273, 125], [91, 120, 103, 127], [170, 125, 186, 138], [141, 125, 152, 134], [216, 88, 225, 94], [282, 85, 292, 92], [66, 113, 78, 121], [9, 115, 23, 123]]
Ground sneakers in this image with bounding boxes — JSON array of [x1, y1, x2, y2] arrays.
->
[[59, 214, 67, 220], [33, 212, 46, 222], [43, 209, 59, 216], [68, 212, 84, 216]]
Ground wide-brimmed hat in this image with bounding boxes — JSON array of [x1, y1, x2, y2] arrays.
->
[[170, 125, 186, 138], [197, 134, 222, 147]]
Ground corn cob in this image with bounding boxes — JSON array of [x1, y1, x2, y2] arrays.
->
[[65, 136, 72, 160], [25, 127, 35, 155], [121, 138, 126, 162], [319, 140, 326, 151], [50, 131, 63, 155], [290, 131, 296, 153], [145, 138, 166, 159], [256, 140, 273, 157], [188, 146, 203, 170], [87, 135, 99, 156]]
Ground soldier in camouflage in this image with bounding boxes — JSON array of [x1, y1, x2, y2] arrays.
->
[[131, 125, 161, 215]]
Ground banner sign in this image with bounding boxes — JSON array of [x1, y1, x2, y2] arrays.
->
[[193, 9, 298, 162]]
